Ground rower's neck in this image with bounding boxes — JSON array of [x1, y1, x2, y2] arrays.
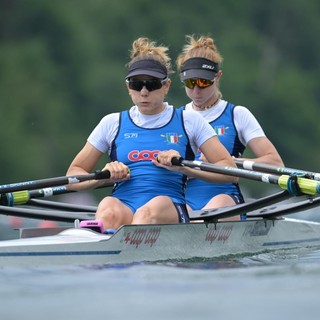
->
[[192, 95, 221, 111]]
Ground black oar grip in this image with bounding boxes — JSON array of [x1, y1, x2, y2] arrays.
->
[[171, 157, 184, 166], [95, 170, 111, 180]]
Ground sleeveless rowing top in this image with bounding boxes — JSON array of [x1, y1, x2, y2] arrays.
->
[[183, 102, 245, 210], [110, 108, 194, 212]]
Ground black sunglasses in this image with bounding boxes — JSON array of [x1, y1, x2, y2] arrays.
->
[[126, 78, 168, 92], [182, 78, 215, 89]]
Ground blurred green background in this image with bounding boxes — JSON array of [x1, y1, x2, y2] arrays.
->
[[1, 0, 319, 200]]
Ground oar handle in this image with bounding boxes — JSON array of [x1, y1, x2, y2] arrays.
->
[[171, 157, 184, 166], [94, 170, 111, 180]]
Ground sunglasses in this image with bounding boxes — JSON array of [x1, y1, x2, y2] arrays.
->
[[126, 78, 168, 92], [182, 78, 215, 89]]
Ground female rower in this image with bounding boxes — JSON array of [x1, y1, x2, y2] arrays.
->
[[176, 34, 284, 216], [67, 37, 237, 230]]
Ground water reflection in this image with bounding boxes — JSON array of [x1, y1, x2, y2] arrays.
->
[[81, 246, 320, 272]]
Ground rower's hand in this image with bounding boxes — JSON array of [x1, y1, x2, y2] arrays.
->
[[153, 150, 182, 171], [102, 161, 130, 181]]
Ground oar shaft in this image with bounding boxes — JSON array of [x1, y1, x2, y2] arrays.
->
[[0, 170, 110, 193], [190, 190, 291, 221], [248, 196, 320, 219], [174, 158, 280, 184], [0, 186, 71, 206], [27, 198, 97, 212], [236, 159, 320, 181], [172, 158, 320, 196], [0, 205, 95, 222]]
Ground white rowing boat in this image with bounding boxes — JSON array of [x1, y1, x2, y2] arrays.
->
[[1, 216, 320, 267], [1, 159, 320, 267]]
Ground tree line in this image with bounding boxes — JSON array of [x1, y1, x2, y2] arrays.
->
[[0, 0, 319, 198]]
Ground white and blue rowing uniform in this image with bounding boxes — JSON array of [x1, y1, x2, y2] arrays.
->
[[110, 107, 194, 222], [182, 100, 265, 214], [88, 104, 219, 223]]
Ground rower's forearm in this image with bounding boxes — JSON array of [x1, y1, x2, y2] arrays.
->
[[239, 155, 284, 167], [66, 167, 107, 191], [180, 167, 238, 183], [68, 179, 107, 191]]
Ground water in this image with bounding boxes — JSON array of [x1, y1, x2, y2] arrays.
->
[[1, 247, 320, 320], [1, 206, 320, 320]]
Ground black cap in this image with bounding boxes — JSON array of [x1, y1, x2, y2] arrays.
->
[[126, 59, 168, 79], [180, 58, 219, 81]]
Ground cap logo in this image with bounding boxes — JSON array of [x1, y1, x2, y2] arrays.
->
[[202, 64, 215, 70], [180, 58, 219, 81]]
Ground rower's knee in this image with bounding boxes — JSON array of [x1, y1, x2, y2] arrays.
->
[[96, 197, 133, 229], [133, 206, 155, 224]]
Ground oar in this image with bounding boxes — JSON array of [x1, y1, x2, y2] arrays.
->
[[0, 170, 110, 193], [27, 199, 97, 212], [0, 186, 71, 206], [171, 157, 320, 196], [189, 190, 291, 221], [0, 205, 95, 223], [0, 183, 113, 207], [191, 194, 320, 221], [235, 159, 320, 181], [247, 196, 320, 219]]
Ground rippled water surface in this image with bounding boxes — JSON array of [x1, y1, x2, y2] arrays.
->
[[1, 209, 320, 320], [1, 245, 320, 320]]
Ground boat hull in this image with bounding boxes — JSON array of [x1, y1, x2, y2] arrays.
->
[[1, 218, 320, 267]]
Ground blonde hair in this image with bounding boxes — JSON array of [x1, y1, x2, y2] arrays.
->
[[176, 34, 223, 70], [128, 37, 173, 74], [177, 34, 223, 99]]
